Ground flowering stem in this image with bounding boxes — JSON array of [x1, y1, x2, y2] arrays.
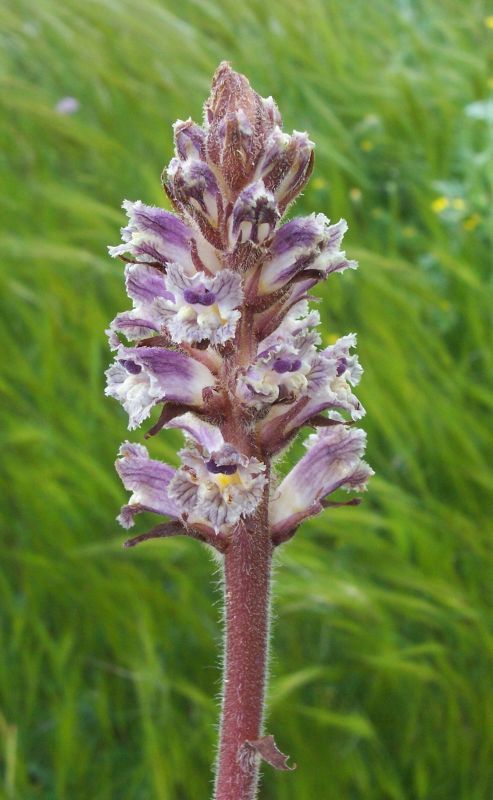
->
[[106, 61, 372, 800], [214, 499, 273, 800]]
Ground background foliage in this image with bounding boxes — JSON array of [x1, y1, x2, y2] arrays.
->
[[1, 0, 492, 797]]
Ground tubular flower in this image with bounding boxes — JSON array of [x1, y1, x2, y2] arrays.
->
[[106, 60, 371, 541]]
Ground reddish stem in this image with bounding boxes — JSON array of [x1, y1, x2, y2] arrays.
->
[[214, 500, 273, 800]]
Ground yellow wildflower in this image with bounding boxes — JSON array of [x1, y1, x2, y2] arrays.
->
[[360, 139, 374, 152], [431, 197, 449, 214], [311, 177, 327, 190], [349, 187, 362, 202], [485, 15, 493, 28]]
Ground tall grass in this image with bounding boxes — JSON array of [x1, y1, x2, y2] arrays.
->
[[0, 0, 492, 797]]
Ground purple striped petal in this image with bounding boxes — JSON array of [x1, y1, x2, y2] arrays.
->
[[166, 157, 222, 235], [269, 426, 371, 529], [108, 200, 194, 270], [258, 215, 356, 294], [166, 412, 224, 452], [125, 263, 172, 305], [105, 347, 214, 429], [173, 118, 206, 160], [115, 441, 179, 528], [107, 311, 160, 346], [254, 128, 314, 214]]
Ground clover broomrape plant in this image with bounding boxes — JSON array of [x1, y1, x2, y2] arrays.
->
[[105, 62, 372, 800]]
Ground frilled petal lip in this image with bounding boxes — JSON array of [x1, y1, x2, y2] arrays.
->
[[117, 346, 215, 406], [107, 311, 160, 349], [255, 215, 357, 296], [108, 200, 195, 271], [105, 346, 215, 430], [124, 262, 174, 305]]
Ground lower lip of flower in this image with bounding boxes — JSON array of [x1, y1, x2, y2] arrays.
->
[[206, 459, 238, 475], [183, 288, 217, 306], [272, 358, 302, 374]]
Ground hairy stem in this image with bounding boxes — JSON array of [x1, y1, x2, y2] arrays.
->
[[214, 498, 273, 800]]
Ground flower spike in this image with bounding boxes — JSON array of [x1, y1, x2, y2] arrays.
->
[[105, 61, 371, 800]]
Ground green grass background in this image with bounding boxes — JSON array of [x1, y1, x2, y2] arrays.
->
[[1, 0, 492, 797]]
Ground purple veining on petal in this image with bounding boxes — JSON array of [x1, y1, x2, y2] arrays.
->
[[126, 202, 190, 247], [258, 215, 355, 295], [270, 216, 322, 256], [173, 118, 206, 160], [105, 347, 214, 429], [108, 200, 194, 269], [269, 425, 370, 529], [125, 263, 172, 305], [166, 412, 225, 453], [115, 440, 180, 528], [167, 158, 221, 228], [255, 128, 314, 212], [118, 359, 142, 375], [230, 181, 280, 246]]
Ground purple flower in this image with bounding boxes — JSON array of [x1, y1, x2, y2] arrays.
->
[[157, 263, 243, 345], [108, 200, 194, 269], [269, 425, 373, 534], [105, 346, 215, 429], [255, 214, 356, 295], [166, 414, 266, 532], [237, 303, 321, 408], [116, 441, 180, 528], [55, 96, 80, 115]]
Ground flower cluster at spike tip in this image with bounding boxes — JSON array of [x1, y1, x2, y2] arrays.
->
[[105, 62, 373, 548]]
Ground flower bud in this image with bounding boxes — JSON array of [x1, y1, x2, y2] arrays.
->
[[173, 118, 205, 160], [229, 181, 280, 247], [166, 157, 222, 238], [204, 61, 279, 191], [255, 128, 315, 214]]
